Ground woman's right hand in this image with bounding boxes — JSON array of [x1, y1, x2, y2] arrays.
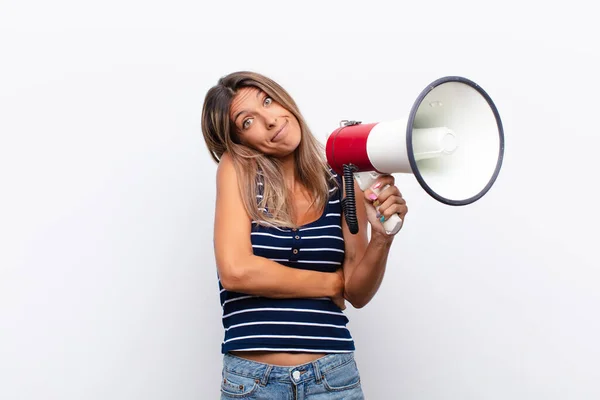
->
[[330, 268, 346, 310]]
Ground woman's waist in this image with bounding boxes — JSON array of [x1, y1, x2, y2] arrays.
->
[[229, 350, 327, 366]]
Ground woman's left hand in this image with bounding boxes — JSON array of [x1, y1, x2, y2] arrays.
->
[[362, 174, 408, 236]]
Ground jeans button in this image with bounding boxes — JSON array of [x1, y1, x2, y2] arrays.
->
[[292, 370, 300, 381]]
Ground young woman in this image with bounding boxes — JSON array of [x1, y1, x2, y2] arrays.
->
[[201, 71, 408, 399]]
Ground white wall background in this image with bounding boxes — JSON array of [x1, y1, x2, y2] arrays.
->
[[1, 1, 599, 399]]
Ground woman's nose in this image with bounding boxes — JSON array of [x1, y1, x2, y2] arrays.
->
[[264, 112, 278, 129]]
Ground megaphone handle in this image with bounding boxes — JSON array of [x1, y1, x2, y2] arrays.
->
[[354, 171, 404, 235], [372, 188, 404, 235]]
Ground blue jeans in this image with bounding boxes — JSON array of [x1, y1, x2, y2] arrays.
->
[[220, 352, 365, 399]]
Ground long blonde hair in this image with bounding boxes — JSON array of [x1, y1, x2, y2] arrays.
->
[[201, 71, 337, 228]]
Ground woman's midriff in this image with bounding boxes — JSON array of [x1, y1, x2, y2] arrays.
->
[[230, 350, 327, 366]]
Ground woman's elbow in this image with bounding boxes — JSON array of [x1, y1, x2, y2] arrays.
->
[[350, 300, 368, 309], [216, 258, 248, 292], [344, 290, 370, 309]]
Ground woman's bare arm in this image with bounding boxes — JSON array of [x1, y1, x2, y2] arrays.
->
[[340, 176, 405, 308], [213, 152, 343, 302]]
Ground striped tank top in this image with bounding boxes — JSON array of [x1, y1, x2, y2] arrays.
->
[[218, 170, 355, 354]]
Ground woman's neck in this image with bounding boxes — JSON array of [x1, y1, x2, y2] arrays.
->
[[281, 152, 299, 192]]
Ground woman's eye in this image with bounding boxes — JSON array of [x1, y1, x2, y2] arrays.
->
[[243, 118, 252, 129], [264, 97, 272, 106]]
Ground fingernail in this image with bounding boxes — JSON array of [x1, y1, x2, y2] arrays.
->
[[368, 193, 378, 200], [380, 215, 386, 222], [372, 182, 382, 189], [373, 200, 380, 207], [376, 210, 381, 218]]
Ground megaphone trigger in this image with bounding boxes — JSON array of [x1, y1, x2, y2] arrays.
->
[[354, 171, 404, 235]]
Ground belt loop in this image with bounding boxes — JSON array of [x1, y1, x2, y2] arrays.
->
[[312, 360, 322, 384], [260, 365, 272, 386]]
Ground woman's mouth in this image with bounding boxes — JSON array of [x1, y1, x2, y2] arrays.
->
[[271, 120, 288, 142]]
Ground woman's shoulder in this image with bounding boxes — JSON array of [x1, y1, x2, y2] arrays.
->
[[325, 164, 342, 183], [216, 151, 238, 183], [217, 150, 233, 165], [216, 151, 262, 192], [323, 165, 343, 198], [326, 165, 339, 177]]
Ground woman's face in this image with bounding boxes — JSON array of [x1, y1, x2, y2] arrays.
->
[[229, 86, 302, 158]]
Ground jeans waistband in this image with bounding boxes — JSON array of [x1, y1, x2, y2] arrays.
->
[[222, 352, 356, 385]]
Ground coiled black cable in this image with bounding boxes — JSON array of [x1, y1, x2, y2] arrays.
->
[[341, 164, 359, 234]]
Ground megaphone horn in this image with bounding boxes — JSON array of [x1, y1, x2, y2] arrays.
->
[[326, 76, 505, 235]]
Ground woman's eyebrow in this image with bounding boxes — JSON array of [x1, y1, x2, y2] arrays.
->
[[233, 109, 248, 125], [232, 90, 264, 124]]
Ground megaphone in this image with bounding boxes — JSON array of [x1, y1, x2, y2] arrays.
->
[[326, 76, 504, 235]]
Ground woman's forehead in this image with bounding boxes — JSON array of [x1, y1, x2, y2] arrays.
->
[[230, 87, 263, 117]]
